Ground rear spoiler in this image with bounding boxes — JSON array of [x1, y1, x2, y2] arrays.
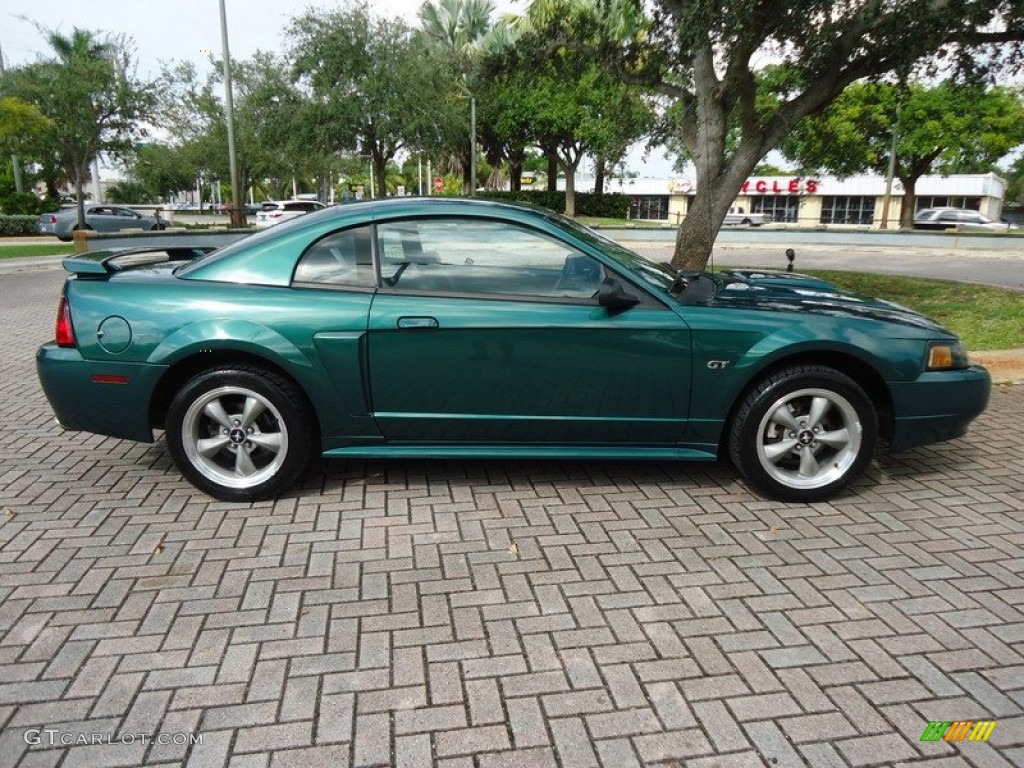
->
[[62, 246, 215, 277]]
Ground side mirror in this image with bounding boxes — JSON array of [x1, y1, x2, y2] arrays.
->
[[598, 278, 640, 311]]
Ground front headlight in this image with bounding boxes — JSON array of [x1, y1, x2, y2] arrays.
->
[[926, 341, 969, 371]]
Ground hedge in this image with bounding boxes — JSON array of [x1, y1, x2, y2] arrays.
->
[[476, 190, 631, 219], [0, 215, 41, 237]]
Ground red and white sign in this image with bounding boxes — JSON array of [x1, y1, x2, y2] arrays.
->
[[433, 177, 444, 193], [741, 178, 819, 195]]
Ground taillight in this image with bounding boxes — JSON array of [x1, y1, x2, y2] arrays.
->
[[55, 296, 75, 347], [47, 215, 58, 224], [270, 212, 283, 218]]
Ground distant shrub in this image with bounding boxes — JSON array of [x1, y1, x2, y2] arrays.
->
[[0, 215, 42, 236], [476, 190, 630, 219], [0, 192, 59, 216]]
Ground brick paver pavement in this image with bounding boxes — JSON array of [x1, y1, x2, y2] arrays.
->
[[1, 269, 1022, 767]]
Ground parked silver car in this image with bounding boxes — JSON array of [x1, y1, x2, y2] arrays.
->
[[913, 207, 1011, 232], [38, 205, 167, 241]]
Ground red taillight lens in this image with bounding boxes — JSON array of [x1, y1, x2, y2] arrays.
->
[[270, 212, 283, 218], [55, 296, 75, 347], [47, 215, 58, 224]]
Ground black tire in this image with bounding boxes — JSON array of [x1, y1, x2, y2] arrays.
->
[[728, 365, 878, 503], [741, 217, 752, 226], [165, 366, 316, 502], [151, 223, 167, 231]]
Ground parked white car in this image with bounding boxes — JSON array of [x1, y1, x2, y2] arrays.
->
[[255, 200, 327, 229], [723, 207, 771, 226]]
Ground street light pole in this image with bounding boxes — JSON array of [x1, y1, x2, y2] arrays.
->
[[469, 94, 476, 197], [0, 41, 24, 193], [219, 0, 243, 228]]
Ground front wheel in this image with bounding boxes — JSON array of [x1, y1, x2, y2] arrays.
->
[[165, 366, 315, 502], [729, 366, 878, 502]]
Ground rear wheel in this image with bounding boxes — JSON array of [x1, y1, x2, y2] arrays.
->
[[729, 365, 877, 502], [165, 366, 315, 502]]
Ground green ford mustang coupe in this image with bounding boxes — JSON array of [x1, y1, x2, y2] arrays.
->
[[37, 198, 990, 503]]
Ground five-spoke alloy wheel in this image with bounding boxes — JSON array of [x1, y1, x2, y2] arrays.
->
[[166, 366, 314, 502], [729, 365, 878, 502]]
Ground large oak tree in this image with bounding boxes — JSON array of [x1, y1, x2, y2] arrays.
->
[[290, 3, 456, 199], [528, 0, 1024, 269]]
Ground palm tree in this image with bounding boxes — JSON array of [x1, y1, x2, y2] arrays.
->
[[42, 28, 118, 228], [418, 0, 496, 194], [46, 27, 113, 64]]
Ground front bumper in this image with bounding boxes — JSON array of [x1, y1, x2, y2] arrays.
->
[[36, 343, 167, 443], [887, 364, 991, 452]]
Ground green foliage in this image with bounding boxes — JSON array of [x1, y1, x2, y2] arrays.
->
[[130, 143, 196, 201], [1004, 154, 1024, 204], [106, 181, 154, 204], [290, 4, 458, 198], [782, 81, 1024, 225], [784, 82, 1024, 177], [0, 215, 43, 236], [0, 96, 51, 156], [1, 27, 154, 226], [487, 9, 653, 213], [158, 52, 322, 208], [0, 192, 58, 215], [476, 190, 630, 218]]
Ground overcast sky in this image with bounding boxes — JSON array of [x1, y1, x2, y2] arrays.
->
[[1, 0, 676, 177]]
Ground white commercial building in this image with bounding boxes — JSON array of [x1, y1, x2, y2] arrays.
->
[[565, 172, 1008, 228]]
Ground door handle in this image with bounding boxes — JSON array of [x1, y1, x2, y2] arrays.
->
[[397, 316, 439, 329]]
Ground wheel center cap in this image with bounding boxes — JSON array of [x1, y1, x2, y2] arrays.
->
[[229, 428, 247, 445], [798, 430, 815, 446]]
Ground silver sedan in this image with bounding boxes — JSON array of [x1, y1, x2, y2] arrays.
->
[[38, 205, 167, 241]]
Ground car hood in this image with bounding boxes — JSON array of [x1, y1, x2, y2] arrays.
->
[[694, 269, 951, 334]]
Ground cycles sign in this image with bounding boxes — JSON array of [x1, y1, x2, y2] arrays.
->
[[741, 177, 820, 195]]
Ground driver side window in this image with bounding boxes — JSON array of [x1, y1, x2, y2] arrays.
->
[[376, 218, 605, 301]]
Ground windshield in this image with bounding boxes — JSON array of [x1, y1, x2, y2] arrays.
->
[[545, 212, 679, 293]]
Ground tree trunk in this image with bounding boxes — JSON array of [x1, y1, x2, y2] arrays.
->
[[898, 175, 917, 229], [74, 168, 87, 230], [594, 156, 606, 196], [546, 149, 558, 191], [562, 160, 579, 217], [509, 160, 523, 191], [374, 154, 388, 198], [670, 145, 762, 270]]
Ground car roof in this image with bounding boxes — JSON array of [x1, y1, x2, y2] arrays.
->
[[181, 197, 560, 285]]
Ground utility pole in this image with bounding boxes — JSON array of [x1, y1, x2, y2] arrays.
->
[[0, 41, 25, 193], [879, 104, 900, 230], [469, 94, 476, 197], [219, 0, 243, 228]]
